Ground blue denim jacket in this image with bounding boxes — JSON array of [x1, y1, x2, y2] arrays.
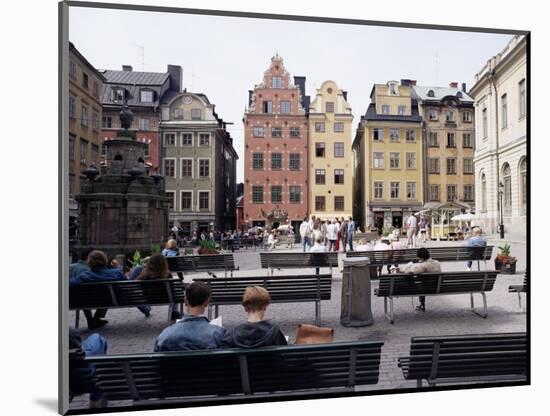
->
[[154, 315, 226, 352]]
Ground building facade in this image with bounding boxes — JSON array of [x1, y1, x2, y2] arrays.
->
[[69, 42, 105, 198], [243, 54, 310, 232], [159, 92, 238, 234], [308, 80, 354, 220], [100, 64, 183, 171], [470, 35, 527, 238], [413, 83, 476, 214], [353, 80, 424, 230]]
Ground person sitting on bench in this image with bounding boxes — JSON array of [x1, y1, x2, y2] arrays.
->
[[310, 237, 327, 252], [221, 286, 288, 349], [154, 282, 226, 351], [398, 248, 441, 312], [465, 228, 487, 271]]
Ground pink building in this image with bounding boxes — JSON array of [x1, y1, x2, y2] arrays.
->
[[243, 54, 310, 232]]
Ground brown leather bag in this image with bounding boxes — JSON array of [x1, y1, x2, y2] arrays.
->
[[294, 324, 334, 345]]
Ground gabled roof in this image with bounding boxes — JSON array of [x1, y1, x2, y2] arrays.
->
[[413, 86, 474, 103], [101, 70, 169, 86]]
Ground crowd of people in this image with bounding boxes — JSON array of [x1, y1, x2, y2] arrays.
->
[[299, 215, 356, 253]]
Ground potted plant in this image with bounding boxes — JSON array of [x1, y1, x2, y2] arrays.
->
[[197, 239, 219, 255], [494, 243, 517, 274]]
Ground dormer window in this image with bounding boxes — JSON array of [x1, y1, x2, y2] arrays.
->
[[140, 90, 154, 103], [111, 88, 125, 102], [427, 90, 435, 97], [388, 81, 399, 96], [456, 91, 463, 98]]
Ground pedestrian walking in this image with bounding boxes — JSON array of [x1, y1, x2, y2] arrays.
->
[[406, 214, 417, 248]]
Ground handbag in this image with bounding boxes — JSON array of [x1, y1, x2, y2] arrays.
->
[[294, 323, 334, 345]]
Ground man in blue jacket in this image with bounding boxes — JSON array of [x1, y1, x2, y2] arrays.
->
[[465, 228, 487, 271]]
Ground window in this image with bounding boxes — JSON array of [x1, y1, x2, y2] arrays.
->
[[520, 158, 527, 214], [501, 94, 508, 129], [199, 134, 210, 146], [253, 127, 264, 138], [252, 186, 264, 204], [69, 95, 76, 119], [334, 142, 344, 158], [92, 112, 99, 130], [388, 82, 398, 95], [315, 143, 325, 157], [262, 101, 273, 113], [315, 122, 325, 132], [374, 182, 384, 199], [406, 129, 415, 142], [290, 127, 300, 137], [479, 172, 487, 211], [406, 152, 416, 169], [406, 182, 417, 200], [69, 61, 77, 80], [199, 159, 210, 177], [280, 101, 291, 114], [93, 82, 99, 98], [81, 106, 88, 127], [101, 143, 106, 156], [272, 76, 282, 88], [91, 144, 99, 164], [429, 185, 440, 201], [334, 122, 344, 132], [428, 158, 440, 174], [271, 127, 282, 138], [373, 128, 384, 141], [69, 174, 75, 196], [389, 152, 400, 169], [398, 105, 406, 116], [181, 133, 193, 145], [82, 72, 89, 89], [138, 118, 150, 131], [315, 196, 326, 211], [102, 116, 112, 128], [334, 169, 345, 184], [164, 133, 176, 146], [446, 158, 457, 174], [519, 79, 526, 118], [390, 182, 400, 199], [445, 110, 454, 122], [429, 110, 438, 121], [482, 108, 488, 138], [165, 191, 175, 210], [373, 152, 384, 169], [428, 132, 439, 147], [447, 132, 456, 147], [172, 108, 184, 120], [112, 88, 125, 102], [144, 144, 150, 157], [334, 196, 345, 211], [463, 158, 474, 174], [289, 153, 300, 170], [447, 185, 457, 202], [140, 90, 154, 103], [462, 111, 472, 122], [252, 153, 264, 170], [199, 192, 210, 210], [389, 128, 399, 142], [463, 133, 473, 148], [69, 134, 75, 161], [381, 105, 390, 114], [464, 185, 474, 201], [271, 153, 282, 170], [503, 163, 512, 212], [271, 186, 282, 203], [181, 191, 192, 210], [315, 169, 326, 184], [191, 108, 202, 120], [181, 159, 193, 178], [289, 186, 301, 203], [326, 102, 335, 113], [164, 159, 175, 177]]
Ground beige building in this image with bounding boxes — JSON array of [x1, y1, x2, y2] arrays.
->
[[68, 42, 105, 197], [353, 80, 423, 230], [308, 80, 354, 219]]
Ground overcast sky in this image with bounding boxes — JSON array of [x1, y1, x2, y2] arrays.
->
[[69, 6, 513, 182]]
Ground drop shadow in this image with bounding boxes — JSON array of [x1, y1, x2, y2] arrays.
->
[[34, 398, 58, 413]]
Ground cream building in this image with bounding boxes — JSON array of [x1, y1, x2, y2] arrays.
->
[[469, 35, 527, 238], [353, 80, 423, 230], [308, 81, 353, 219]]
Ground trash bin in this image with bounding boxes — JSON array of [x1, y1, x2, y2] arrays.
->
[[340, 257, 374, 327]]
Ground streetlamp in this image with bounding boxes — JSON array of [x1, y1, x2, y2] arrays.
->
[[498, 181, 505, 238]]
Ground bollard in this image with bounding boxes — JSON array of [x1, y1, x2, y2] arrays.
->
[[340, 257, 374, 327]]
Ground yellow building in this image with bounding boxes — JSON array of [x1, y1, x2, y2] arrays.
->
[[308, 80, 353, 219], [353, 80, 423, 230]]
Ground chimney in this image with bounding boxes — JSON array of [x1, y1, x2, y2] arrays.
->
[[462, 83, 467, 92], [167, 65, 183, 93], [449, 82, 458, 88], [400, 79, 417, 86], [122, 65, 133, 72], [342, 90, 348, 101], [248, 90, 254, 107]]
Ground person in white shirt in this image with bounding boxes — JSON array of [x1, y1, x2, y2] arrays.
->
[[354, 239, 370, 252], [326, 219, 338, 251], [310, 237, 327, 252], [406, 215, 417, 248], [299, 217, 311, 252], [266, 231, 278, 251]]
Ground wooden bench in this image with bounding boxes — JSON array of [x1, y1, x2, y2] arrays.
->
[[194, 274, 332, 325], [260, 252, 339, 276], [398, 332, 527, 387], [165, 254, 239, 277], [508, 273, 528, 310], [69, 279, 186, 327], [347, 246, 494, 270], [374, 271, 499, 323], [85, 340, 384, 406]]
